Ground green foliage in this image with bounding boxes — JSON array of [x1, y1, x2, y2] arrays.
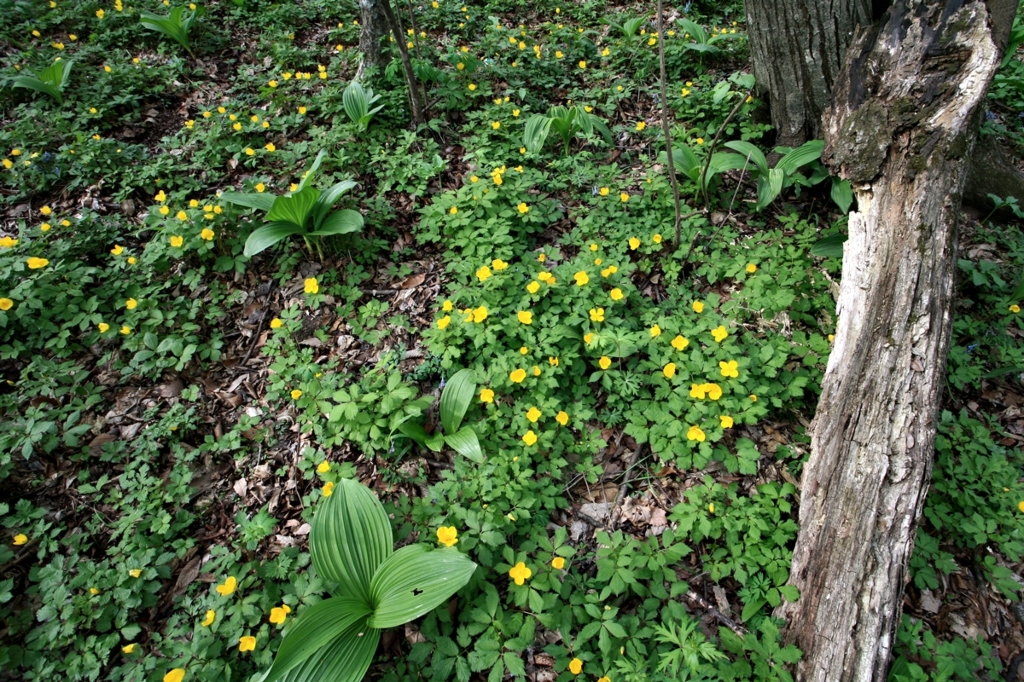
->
[[264, 479, 476, 682], [399, 369, 486, 462], [221, 151, 364, 257], [139, 5, 205, 55], [523, 105, 613, 155], [11, 59, 73, 103], [343, 80, 385, 130]]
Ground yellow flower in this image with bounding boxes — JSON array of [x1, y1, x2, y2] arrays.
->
[[537, 271, 553, 283], [532, 365, 541, 376], [457, 62, 465, 70], [60, 219, 70, 227], [589, 308, 605, 322], [509, 561, 532, 585], [696, 137, 704, 145], [232, 122, 242, 132], [692, 301, 704, 313], [720, 415, 734, 428], [522, 430, 538, 446], [719, 360, 739, 378], [159, 206, 170, 216], [268, 79, 278, 87], [690, 384, 706, 399], [449, 206, 458, 215], [610, 288, 624, 301], [599, 678, 611, 682], [711, 325, 728, 343], [569, 658, 583, 675], [269, 604, 292, 624], [526, 407, 542, 423], [129, 568, 142, 578], [480, 388, 495, 403], [2, 159, 11, 169], [270, 318, 283, 329], [671, 335, 689, 351], [1019, 501, 1024, 513], [599, 356, 612, 370], [442, 299, 453, 312], [468, 83, 476, 91], [304, 277, 319, 294], [201, 228, 215, 240], [513, 109, 520, 117], [125, 298, 138, 310], [584, 332, 595, 344], [649, 325, 661, 338], [1011, 304, 1021, 314], [40, 205, 52, 216], [705, 383, 723, 400], [687, 425, 706, 442], [164, 669, 185, 682], [437, 315, 451, 329], [122, 643, 135, 654], [245, 148, 255, 156], [629, 237, 640, 250], [709, 503, 715, 513], [510, 368, 527, 383], [555, 411, 569, 426], [527, 281, 540, 294], [620, 193, 630, 202], [96, 8, 104, 18], [663, 363, 676, 379], [255, 182, 265, 192], [291, 389, 302, 400], [653, 233, 663, 244], [13, 533, 27, 545], [239, 636, 256, 652], [322, 481, 334, 497], [120, 325, 131, 334], [746, 263, 757, 273], [111, 244, 124, 255], [0, 298, 14, 311], [265, 143, 276, 152], [578, 60, 586, 69], [90, 587, 100, 595], [215, 576, 237, 596], [517, 310, 533, 325], [492, 121, 501, 130], [574, 271, 589, 286], [170, 235, 184, 248], [317, 461, 330, 473], [472, 306, 488, 322], [556, 50, 564, 58], [636, 121, 646, 131], [476, 265, 493, 281], [549, 356, 559, 366], [518, 202, 530, 214]]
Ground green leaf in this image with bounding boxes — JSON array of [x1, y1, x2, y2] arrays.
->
[[220, 192, 276, 213], [312, 180, 357, 227], [831, 178, 853, 213], [310, 210, 363, 237], [445, 426, 484, 463], [775, 139, 824, 175], [778, 585, 800, 602], [267, 186, 320, 229], [298, 150, 327, 192], [722, 140, 768, 176], [810, 233, 846, 259], [309, 479, 392, 606], [263, 597, 372, 682], [368, 545, 476, 629], [244, 222, 304, 257], [523, 115, 553, 154], [439, 369, 475, 435], [274, 621, 380, 682], [396, 420, 429, 446], [740, 598, 766, 622]]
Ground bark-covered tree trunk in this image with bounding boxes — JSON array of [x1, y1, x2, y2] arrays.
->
[[357, 0, 391, 77], [744, 0, 871, 146], [774, 1, 1010, 679]]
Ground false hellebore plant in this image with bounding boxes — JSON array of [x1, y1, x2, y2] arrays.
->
[[258, 479, 476, 682], [222, 150, 363, 258]]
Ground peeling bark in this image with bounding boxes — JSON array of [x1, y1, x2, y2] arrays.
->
[[775, 1, 1004, 680], [744, 0, 871, 146]]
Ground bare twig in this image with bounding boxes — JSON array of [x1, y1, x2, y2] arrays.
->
[[655, 0, 684, 247], [380, 0, 423, 126], [698, 91, 750, 208], [684, 590, 746, 636]]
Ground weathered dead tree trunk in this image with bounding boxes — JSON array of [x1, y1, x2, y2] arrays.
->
[[744, 0, 871, 146], [775, 1, 1008, 679]]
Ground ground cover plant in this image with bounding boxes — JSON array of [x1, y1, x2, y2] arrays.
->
[[1, 0, 1024, 681]]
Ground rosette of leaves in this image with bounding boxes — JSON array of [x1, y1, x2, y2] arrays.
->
[[342, 80, 384, 130], [139, 5, 205, 55], [11, 59, 73, 103], [221, 151, 364, 257], [397, 369, 485, 462], [260, 479, 476, 682], [523, 105, 613, 156]]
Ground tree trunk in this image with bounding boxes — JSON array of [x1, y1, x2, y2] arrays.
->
[[357, 0, 391, 78], [744, 0, 871, 146], [775, 1, 1009, 679]]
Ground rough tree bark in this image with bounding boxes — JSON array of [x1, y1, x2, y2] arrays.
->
[[774, 0, 1015, 679], [356, 0, 392, 79], [744, 0, 871, 146]]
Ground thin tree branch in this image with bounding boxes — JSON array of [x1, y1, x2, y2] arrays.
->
[[379, 0, 423, 126], [655, 0, 684, 248], [698, 90, 750, 207]]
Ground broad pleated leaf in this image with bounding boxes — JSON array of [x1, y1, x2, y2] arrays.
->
[[243, 222, 304, 257], [775, 139, 824, 175], [678, 18, 707, 44], [722, 140, 769, 176], [221, 192, 276, 213], [439, 369, 475, 435], [754, 168, 785, 210], [810, 233, 847, 259], [312, 180, 357, 228], [705, 152, 749, 189], [266, 186, 320, 229], [275, 620, 380, 682], [445, 426, 484, 463], [368, 545, 477, 629], [830, 178, 853, 213], [523, 115, 553, 154], [396, 419, 429, 446], [12, 76, 61, 102], [587, 114, 613, 144], [298, 150, 327, 192], [262, 597, 372, 682], [309, 209, 362, 237], [310, 479, 392, 605], [670, 145, 700, 178]]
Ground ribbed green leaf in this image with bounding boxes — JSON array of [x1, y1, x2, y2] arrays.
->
[[523, 115, 553, 154], [298, 150, 327, 192], [274, 620, 379, 682], [445, 427, 484, 463], [775, 139, 824, 175], [368, 545, 477, 629], [810, 233, 847, 259], [678, 18, 707, 44], [309, 209, 363, 237], [220, 192, 276, 213], [310, 479, 392, 605], [439, 369, 475, 435], [670, 145, 700, 177], [722, 140, 769, 176], [243, 222, 304, 257], [396, 420, 430, 446], [262, 597, 371, 682], [312, 180, 357, 228], [267, 186, 320, 228], [830, 178, 853, 213]]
